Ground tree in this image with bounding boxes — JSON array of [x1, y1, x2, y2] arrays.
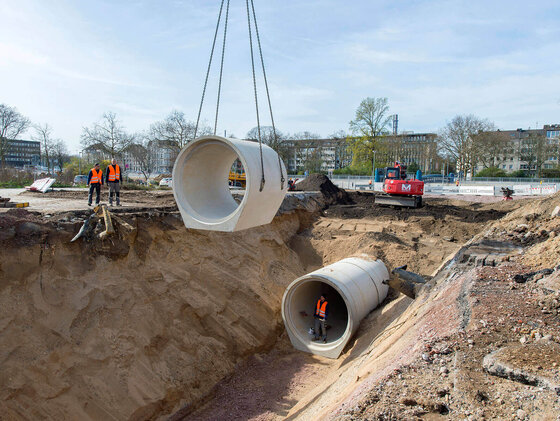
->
[[289, 131, 322, 173], [0, 104, 31, 167], [52, 140, 70, 174], [329, 130, 352, 169], [471, 129, 510, 169], [81, 112, 134, 158], [348, 97, 391, 170], [148, 110, 211, 156], [475, 167, 507, 177], [438, 115, 495, 178], [520, 132, 557, 177], [127, 138, 158, 182], [33, 123, 55, 173], [246, 126, 289, 160]]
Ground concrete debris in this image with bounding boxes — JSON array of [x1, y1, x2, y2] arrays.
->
[[483, 342, 560, 395]]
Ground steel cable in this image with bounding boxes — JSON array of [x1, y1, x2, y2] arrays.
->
[[214, 0, 230, 136], [194, 0, 225, 139], [249, 0, 285, 189], [246, 0, 265, 191]]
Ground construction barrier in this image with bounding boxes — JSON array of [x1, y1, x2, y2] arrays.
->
[[512, 184, 558, 196]]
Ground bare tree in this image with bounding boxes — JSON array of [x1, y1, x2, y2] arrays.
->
[[52, 140, 70, 173], [348, 97, 391, 169], [127, 138, 158, 182], [520, 132, 557, 176], [329, 130, 352, 169], [246, 126, 289, 160], [33, 123, 55, 173], [471, 129, 510, 170], [438, 115, 495, 178], [81, 112, 134, 158], [288, 132, 323, 173], [0, 104, 31, 167], [148, 110, 211, 155]]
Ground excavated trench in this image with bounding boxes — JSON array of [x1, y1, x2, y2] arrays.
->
[[0, 194, 513, 420]]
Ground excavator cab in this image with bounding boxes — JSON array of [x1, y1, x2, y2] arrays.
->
[[385, 167, 400, 180], [377, 161, 424, 208], [385, 162, 407, 181]]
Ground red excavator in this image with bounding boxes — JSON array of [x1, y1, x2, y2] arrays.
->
[[375, 161, 424, 208]]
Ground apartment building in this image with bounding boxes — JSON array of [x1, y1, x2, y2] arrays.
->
[[379, 132, 439, 172], [1, 139, 41, 167], [475, 124, 560, 173], [283, 137, 351, 173]]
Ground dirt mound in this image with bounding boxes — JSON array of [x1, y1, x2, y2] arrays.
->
[[294, 174, 351, 205], [481, 191, 560, 269], [0, 211, 310, 420]]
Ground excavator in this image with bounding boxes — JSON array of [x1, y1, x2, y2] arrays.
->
[[375, 161, 424, 208]]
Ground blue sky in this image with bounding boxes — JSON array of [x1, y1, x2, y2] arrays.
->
[[1, 0, 559, 152]]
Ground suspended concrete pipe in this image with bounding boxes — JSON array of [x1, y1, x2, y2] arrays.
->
[[282, 257, 390, 359], [172, 135, 287, 232]]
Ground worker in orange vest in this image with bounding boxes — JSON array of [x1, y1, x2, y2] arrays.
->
[[313, 294, 329, 343], [87, 163, 103, 206], [105, 158, 122, 206]]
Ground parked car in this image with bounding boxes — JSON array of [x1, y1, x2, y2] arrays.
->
[[73, 175, 88, 185], [159, 177, 173, 187]]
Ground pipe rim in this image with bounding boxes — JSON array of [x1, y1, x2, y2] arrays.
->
[[282, 275, 355, 353], [172, 136, 250, 225]]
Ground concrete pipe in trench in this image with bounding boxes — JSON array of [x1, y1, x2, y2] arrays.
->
[[282, 257, 389, 359], [172, 135, 287, 232]]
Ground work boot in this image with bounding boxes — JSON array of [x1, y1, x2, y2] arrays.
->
[[88, 203, 92, 206]]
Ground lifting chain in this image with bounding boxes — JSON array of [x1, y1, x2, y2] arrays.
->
[[194, 0, 285, 192]]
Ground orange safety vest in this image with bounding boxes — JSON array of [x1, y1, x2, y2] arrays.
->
[[315, 299, 328, 319], [107, 164, 121, 182], [90, 168, 102, 184]]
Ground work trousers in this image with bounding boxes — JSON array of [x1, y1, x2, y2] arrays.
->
[[314, 317, 327, 341], [88, 183, 101, 205], [108, 181, 121, 205]]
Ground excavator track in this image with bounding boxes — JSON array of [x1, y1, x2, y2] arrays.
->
[[375, 194, 422, 208]]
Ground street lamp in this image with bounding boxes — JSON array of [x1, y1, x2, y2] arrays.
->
[[371, 150, 376, 184]]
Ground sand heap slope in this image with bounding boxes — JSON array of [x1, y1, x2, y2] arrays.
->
[[294, 174, 351, 205], [0, 210, 309, 420]]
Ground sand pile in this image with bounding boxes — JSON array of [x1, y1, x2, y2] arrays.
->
[[482, 191, 560, 269], [294, 173, 351, 205]]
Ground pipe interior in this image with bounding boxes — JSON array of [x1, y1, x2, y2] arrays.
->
[[179, 141, 242, 221], [290, 280, 349, 344]]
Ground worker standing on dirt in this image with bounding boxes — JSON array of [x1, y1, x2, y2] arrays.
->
[[313, 294, 329, 343], [87, 163, 103, 206], [105, 158, 122, 206]]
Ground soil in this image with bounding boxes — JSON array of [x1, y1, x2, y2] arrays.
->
[[21, 188, 177, 207], [1, 187, 560, 421], [294, 174, 351, 205]]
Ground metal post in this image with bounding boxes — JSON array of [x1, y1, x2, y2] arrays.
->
[[371, 150, 376, 184]]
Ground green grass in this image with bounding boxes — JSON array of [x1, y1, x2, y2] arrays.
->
[[0, 180, 33, 188]]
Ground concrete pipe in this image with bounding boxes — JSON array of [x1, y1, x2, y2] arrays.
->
[[282, 257, 389, 359], [172, 135, 287, 232]]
